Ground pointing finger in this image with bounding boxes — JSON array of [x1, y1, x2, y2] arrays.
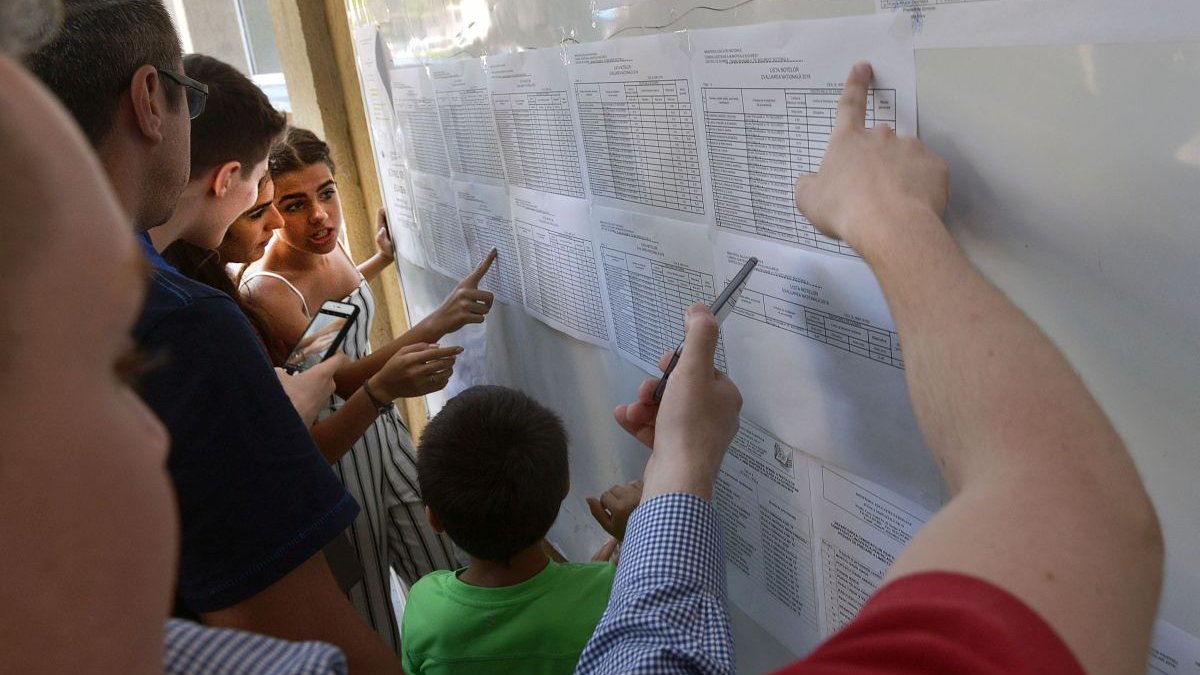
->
[[460, 248, 498, 288], [834, 61, 873, 136]]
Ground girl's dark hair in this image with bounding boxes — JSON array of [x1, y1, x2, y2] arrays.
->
[[161, 240, 290, 365], [269, 126, 336, 178]]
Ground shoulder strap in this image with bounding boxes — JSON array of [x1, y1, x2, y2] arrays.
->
[[242, 271, 311, 318], [337, 239, 367, 282]]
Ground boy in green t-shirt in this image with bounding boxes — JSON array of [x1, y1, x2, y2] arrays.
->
[[403, 385, 641, 675]]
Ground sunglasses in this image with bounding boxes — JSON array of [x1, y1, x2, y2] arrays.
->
[[156, 67, 209, 119]]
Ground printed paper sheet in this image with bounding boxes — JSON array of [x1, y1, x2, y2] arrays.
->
[[594, 206, 724, 376], [430, 58, 509, 185], [689, 14, 916, 258], [485, 49, 589, 200], [567, 32, 711, 224], [510, 188, 612, 347], [454, 182, 524, 305]]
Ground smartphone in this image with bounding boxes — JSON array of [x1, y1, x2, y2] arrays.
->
[[282, 300, 360, 374]]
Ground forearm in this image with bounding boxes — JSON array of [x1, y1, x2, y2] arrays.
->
[[308, 390, 380, 464], [577, 494, 733, 675], [356, 253, 392, 284], [862, 209, 1161, 675], [201, 554, 401, 675], [858, 208, 1135, 493]]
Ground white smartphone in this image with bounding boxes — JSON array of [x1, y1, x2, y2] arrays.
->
[[282, 300, 360, 374]]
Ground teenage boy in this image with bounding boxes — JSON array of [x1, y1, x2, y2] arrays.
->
[[26, 3, 401, 672], [403, 385, 641, 675], [147, 53, 280, 252]]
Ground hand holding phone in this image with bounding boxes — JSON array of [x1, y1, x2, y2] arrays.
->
[[276, 354, 346, 424], [283, 300, 360, 374]]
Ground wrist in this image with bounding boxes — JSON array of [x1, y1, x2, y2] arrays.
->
[[362, 377, 397, 412], [641, 451, 720, 502], [846, 201, 945, 261], [413, 314, 447, 342]]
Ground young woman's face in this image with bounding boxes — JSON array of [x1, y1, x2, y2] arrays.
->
[[272, 161, 343, 256], [218, 176, 284, 263]]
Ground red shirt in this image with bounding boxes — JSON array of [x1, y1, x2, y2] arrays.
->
[[776, 572, 1086, 675]]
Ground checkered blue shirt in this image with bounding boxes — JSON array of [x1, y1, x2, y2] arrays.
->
[[576, 493, 734, 674], [164, 619, 348, 674]]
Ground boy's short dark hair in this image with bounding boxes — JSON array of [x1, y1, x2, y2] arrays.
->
[[183, 54, 285, 178], [24, 0, 182, 148], [418, 385, 569, 562]]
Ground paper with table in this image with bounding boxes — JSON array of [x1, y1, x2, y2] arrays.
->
[[485, 49, 589, 200], [454, 181, 524, 306], [714, 419, 822, 654], [713, 417, 935, 654], [510, 188, 612, 347], [689, 14, 916, 259], [430, 58, 509, 186], [391, 65, 452, 177], [594, 206, 729, 375], [567, 32, 710, 225], [411, 171, 472, 279], [714, 230, 943, 501], [809, 460, 932, 636]]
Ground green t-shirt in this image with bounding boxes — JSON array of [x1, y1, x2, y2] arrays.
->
[[401, 560, 616, 675]]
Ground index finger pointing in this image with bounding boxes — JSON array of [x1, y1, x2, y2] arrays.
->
[[834, 61, 873, 136], [461, 248, 498, 288]]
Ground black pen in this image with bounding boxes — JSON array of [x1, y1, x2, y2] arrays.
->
[[653, 256, 758, 402]]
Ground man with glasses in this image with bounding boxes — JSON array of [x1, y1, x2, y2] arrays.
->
[[156, 65, 208, 119], [26, 2, 402, 672]]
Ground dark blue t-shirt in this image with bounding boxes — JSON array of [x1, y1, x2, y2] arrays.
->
[[134, 233, 358, 613]]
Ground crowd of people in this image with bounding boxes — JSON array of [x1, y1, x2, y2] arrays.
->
[[0, 1, 1164, 674]]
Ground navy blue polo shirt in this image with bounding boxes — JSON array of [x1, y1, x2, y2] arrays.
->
[[134, 233, 358, 613]]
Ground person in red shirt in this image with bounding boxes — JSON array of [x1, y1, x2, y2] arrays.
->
[[581, 61, 1163, 675]]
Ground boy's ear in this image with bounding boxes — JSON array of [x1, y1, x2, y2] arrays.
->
[[209, 160, 242, 198], [425, 506, 445, 533]]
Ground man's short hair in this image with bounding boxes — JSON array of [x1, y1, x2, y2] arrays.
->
[[418, 385, 570, 562], [24, 0, 181, 147], [183, 54, 285, 178], [269, 126, 336, 177]]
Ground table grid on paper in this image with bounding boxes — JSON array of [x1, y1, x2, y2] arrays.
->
[[459, 210, 524, 304], [734, 287, 904, 369], [492, 91, 585, 198], [601, 247, 728, 372], [703, 87, 897, 257], [397, 99, 451, 177], [516, 223, 608, 340], [575, 80, 704, 216], [416, 196, 469, 275], [437, 88, 507, 181]]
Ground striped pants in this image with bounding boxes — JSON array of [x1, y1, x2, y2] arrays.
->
[[324, 397, 458, 653]]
